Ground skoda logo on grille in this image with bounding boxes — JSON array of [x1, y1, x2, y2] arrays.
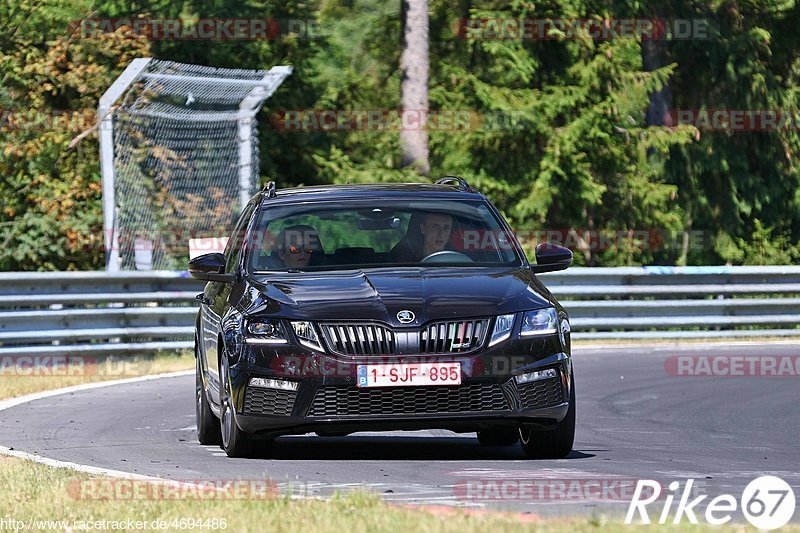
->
[[396, 310, 416, 324]]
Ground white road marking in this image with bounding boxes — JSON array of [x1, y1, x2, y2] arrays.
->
[[0, 370, 192, 480], [0, 370, 193, 413], [447, 468, 617, 479]]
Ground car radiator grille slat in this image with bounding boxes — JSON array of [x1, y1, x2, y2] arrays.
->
[[319, 318, 490, 356], [243, 387, 297, 416], [516, 377, 564, 409], [307, 382, 509, 417], [320, 323, 396, 355], [419, 318, 489, 354]]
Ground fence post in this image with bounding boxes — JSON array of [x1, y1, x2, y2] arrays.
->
[[98, 58, 153, 272]]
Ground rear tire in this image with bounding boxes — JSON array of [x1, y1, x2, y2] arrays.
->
[[477, 427, 520, 446], [195, 341, 221, 445], [219, 348, 255, 458], [520, 372, 576, 459]]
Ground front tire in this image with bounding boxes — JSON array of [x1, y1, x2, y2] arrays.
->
[[219, 347, 255, 458], [520, 372, 576, 459], [195, 341, 221, 445]]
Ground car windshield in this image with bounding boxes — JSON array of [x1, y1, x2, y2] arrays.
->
[[247, 198, 522, 272]]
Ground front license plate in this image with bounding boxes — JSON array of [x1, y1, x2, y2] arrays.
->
[[357, 362, 462, 388]]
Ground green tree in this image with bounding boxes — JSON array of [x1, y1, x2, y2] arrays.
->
[[657, 0, 800, 265], [3, 0, 799, 270], [0, 0, 151, 270]]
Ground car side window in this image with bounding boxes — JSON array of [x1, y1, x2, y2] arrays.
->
[[224, 203, 256, 274]]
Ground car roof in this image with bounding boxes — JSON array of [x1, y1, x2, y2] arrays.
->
[[258, 183, 485, 205]]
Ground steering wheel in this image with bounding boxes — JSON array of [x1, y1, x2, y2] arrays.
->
[[420, 250, 473, 263]]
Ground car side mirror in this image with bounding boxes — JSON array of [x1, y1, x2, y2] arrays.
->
[[189, 253, 235, 282], [530, 243, 572, 274]]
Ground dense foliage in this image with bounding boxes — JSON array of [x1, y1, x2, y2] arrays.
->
[[1, 0, 798, 270]]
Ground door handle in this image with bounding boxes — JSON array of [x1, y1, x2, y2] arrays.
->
[[196, 293, 212, 306]]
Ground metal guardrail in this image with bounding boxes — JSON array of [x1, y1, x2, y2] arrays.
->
[[0, 271, 200, 356], [541, 265, 800, 339], [0, 266, 798, 356]]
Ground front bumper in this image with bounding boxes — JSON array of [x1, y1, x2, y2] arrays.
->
[[228, 336, 572, 438]]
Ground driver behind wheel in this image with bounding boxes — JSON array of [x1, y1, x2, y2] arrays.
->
[[420, 212, 453, 258], [390, 211, 457, 262]]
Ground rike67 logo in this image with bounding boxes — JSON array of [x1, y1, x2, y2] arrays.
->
[[626, 476, 796, 529]]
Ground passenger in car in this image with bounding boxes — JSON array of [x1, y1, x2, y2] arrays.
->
[[269, 224, 322, 268]]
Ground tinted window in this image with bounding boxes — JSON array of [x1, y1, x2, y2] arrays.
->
[[224, 203, 255, 273], [247, 199, 521, 272]]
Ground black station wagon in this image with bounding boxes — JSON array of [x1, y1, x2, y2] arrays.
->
[[190, 177, 575, 458]]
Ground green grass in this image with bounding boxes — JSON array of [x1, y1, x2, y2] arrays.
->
[[0, 351, 194, 401], [4, 455, 795, 532], [0, 455, 548, 532]]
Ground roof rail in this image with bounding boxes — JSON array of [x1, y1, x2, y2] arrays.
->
[[261, 181, 277, 199], [435, 176, 479, 193]]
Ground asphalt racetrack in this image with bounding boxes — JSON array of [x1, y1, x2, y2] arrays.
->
[[1, 342, 798, 522]]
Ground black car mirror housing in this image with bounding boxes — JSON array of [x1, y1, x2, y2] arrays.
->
[[530, 243, 572, 274], [189, 253, 235, 282]]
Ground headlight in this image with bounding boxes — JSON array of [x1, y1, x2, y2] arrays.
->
[[489, 314, 515, 346], [520, 308, 558, 336], [245, 320, 288, 344], [290, 321, 323, 351]]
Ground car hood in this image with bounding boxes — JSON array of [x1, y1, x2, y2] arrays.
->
[[242, 267, 553, 326]]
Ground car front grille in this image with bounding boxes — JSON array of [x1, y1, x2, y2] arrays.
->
[[319, 323, 397, 356], [517, 377, 563, 409], [318, 318, 490, 356], [419, 319, 490, 354], [307, 382, 509, 417], [243, 387, 297, 416]]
